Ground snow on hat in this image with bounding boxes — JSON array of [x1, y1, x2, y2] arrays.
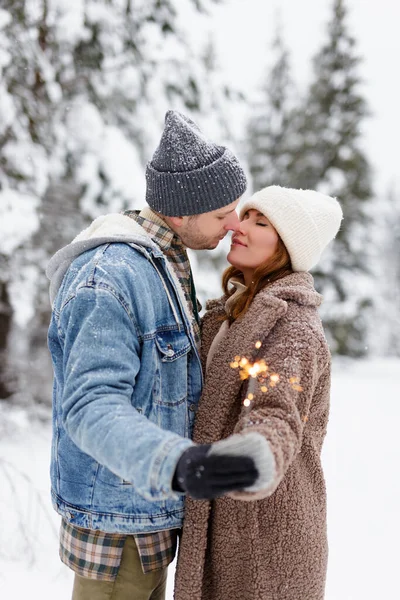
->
[[240, 185, 343, 272], [146, 110, 247, 216]]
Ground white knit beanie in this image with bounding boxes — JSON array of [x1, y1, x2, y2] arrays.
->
[[240, 185, 343, 272]]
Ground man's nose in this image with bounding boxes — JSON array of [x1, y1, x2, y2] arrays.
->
[[224, 211, 240, 232]]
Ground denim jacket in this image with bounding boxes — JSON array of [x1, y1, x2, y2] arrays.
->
[[47, 214, 202, 533]]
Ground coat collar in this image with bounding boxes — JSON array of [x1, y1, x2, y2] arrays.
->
[[200, 273, 321, 443], [204, 272, 321, 356], [203, 291, 287, 381]]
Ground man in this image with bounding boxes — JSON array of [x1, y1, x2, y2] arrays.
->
[[47, 111, 264, 600]]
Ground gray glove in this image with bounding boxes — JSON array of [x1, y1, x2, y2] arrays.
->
[[208, 432, 276, 492]]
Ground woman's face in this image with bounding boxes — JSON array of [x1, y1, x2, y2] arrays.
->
[[227, 209, 279, 284]]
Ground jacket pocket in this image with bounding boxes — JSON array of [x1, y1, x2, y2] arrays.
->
[[153, 330, 191, 407]]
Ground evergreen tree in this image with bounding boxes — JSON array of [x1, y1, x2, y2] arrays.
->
[[0, 0, 234, 405], [369, 186, 400, 356], [0, 275, 13, 400], [289, 0, 374, 356], [246, 25, 296, 191]]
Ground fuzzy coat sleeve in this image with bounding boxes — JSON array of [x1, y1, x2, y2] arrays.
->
[[229, 319, 330, 501]]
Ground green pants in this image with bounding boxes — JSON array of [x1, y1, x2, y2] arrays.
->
[[71, 536, 168, 600]]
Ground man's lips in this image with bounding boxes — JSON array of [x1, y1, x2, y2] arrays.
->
[[231, 237, 247, 247]]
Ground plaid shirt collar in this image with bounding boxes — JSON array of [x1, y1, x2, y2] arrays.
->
[[124, 206, 185, 254]]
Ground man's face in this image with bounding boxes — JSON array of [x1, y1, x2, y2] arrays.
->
[[172, 199, 241, 250]]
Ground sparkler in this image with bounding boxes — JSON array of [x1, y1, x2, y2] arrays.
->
[[230, 341, 302, 412]]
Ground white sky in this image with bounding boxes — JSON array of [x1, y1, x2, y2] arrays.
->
[[210, 0, 400, 192]]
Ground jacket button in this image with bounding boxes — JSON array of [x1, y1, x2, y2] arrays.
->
[[189, 404, 196, 412], [166, 348, 174, 357]]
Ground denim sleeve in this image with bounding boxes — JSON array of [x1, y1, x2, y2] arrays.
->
[[59, 284, 193, 502]]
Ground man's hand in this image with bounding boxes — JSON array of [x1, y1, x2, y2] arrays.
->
[[172, 443, 258, 500]]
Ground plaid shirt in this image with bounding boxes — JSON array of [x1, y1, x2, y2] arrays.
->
[[59, 207, 200, 580], [60, 520, 179, 580]]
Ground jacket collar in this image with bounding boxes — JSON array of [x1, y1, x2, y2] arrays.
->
[[198, 273, 321, 444], [202, 273, 321, 408], [46, 213, 165, 303], [203, 291, 288, 378], [72, 212, 163, 255]]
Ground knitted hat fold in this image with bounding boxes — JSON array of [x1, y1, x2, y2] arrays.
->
[[146, 110, 247, 216], [240, 185, 343, 271]]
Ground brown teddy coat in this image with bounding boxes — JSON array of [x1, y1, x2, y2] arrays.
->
[[174, 272, 331, 600]]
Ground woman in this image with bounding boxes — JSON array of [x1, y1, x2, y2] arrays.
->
[[174, 185, 343, 600]]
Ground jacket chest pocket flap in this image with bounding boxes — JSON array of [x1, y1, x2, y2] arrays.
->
[[154, 331, 191, 406]]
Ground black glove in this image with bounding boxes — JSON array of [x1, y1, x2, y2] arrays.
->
[[172, 444, 258, 500]]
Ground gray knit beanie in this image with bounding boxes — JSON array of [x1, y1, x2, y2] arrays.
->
[[146, 110, 247, 216]]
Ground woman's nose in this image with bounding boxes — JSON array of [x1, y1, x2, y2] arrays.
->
[[237, 220, 248, 234]]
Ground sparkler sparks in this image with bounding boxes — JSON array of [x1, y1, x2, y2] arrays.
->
[[230, 341, 303, 412], [289, 376, 303, 392]]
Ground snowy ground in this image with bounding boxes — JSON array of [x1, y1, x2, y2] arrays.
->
[[0, 358, 399, 600]]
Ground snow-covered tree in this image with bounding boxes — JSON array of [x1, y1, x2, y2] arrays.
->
[[368, 186, 400, 357], [246, 25, 296, 190], [288, 0, 374, 357], [0, 0, 238, 405], [0, 191, 40, 400]]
